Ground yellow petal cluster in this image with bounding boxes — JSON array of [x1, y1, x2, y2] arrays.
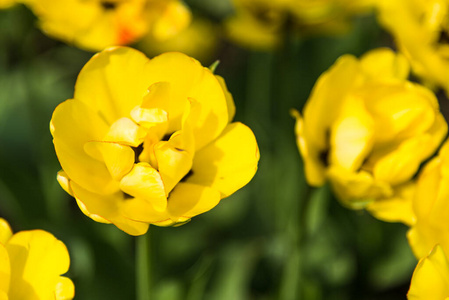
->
[[293, 48, 447, 225], [225, 0, 373, 50], [376, 0, 449, 94], [20, 0, 191, 51], [408, 141, 449, 259], [408, 245, 449, 300], [50, 47, 260, 236], [0, 218, 74, 299]]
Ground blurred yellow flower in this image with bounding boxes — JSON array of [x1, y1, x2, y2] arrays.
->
[[0, 218, 74, 299], [50, 47, 260, 236], [408, 141, 449, 259], [225, 0, 373, 50], [0, 0, 16, 8], [376, 0, 449, 94], [408, 245, 449, 299], [138, 17, 218, 65], [293, 48, 447, 225], [22, 0, 191, 51]]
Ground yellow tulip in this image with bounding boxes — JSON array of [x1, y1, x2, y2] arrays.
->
[[408, 141, 449, 259], [21, 0, 191, 51], [50, 47, 260, 236], [376, 0, 449, 94], [408, 245, 449, 300], [293, 48, 447, 225], [225, 0, 373, 50], [0, 218, 74, 299]]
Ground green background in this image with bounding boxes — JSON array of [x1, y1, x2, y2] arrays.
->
[[0, 2, 416, 299]]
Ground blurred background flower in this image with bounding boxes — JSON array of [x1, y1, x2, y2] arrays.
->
[[224, 0, 374, 50], [3, 0, 191, 51], [376, 0, 449, 96], [293, 48, 447, 225]]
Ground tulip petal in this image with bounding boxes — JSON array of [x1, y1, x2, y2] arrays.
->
[[364, 83, 438, 143], [131, 107, 168, 130], [0, 291, 7, 300], [104, 117, 147, 147], [0, 218, 12, 245], [155, 141, 193, 195], [51, 99, 118, 194], [299, 55, 361, 186], [74, 47, 152, 123], [215, 75, 235, 123], [406, 152, 449, 259], [56, 170, 73, 197], [327, 166, 393, 209], [0, 245, 10, 297], [120, 163, 167, 211], [75, 199, 111, 224], [70, 182, 149, 236], [303, 55, 360, 151], [6, 230, 70, 299], [85, 142, 135, 181], [408, 245, 449, 300], [55, 276, 75, 300], [187, 122, 259, 198], [330, 95, 374, 171], [360, 47, 410, 80], [292, 109, 326, 186], [143, 52, 228, 149], [373, 134, 440, 185], [167, 182, 221, 220], [121, 197, 171, 224], [366, 182, 416, 225], [141, 81, 171, 111], [413, 157, 442, 221], [407, 142, 449, 259]]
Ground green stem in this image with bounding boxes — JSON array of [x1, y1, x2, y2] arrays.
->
[[136, 228, 151, 300]]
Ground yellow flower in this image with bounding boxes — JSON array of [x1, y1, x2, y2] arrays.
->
[[0, 218, 74, 299], [288, 0, 374, 35], [50, 47, 260, 236], [408, 245, 449, 300], [408, 141, 449, 259], [225, 0, 286, 50], [293, 48, 447, 225], [225, 0, 373, 50], [376, 0, 449, 94], [138, 17, 218, 64], [22, 0, 191, 51]]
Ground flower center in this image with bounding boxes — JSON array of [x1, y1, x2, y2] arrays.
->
[[435, 16, 449, 59], [133, 143, 144, 164], [100, 1, 118, 10], [180, 169, 194, 182], [438, 28, 449, 44], [436, 26, 449, 59]]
